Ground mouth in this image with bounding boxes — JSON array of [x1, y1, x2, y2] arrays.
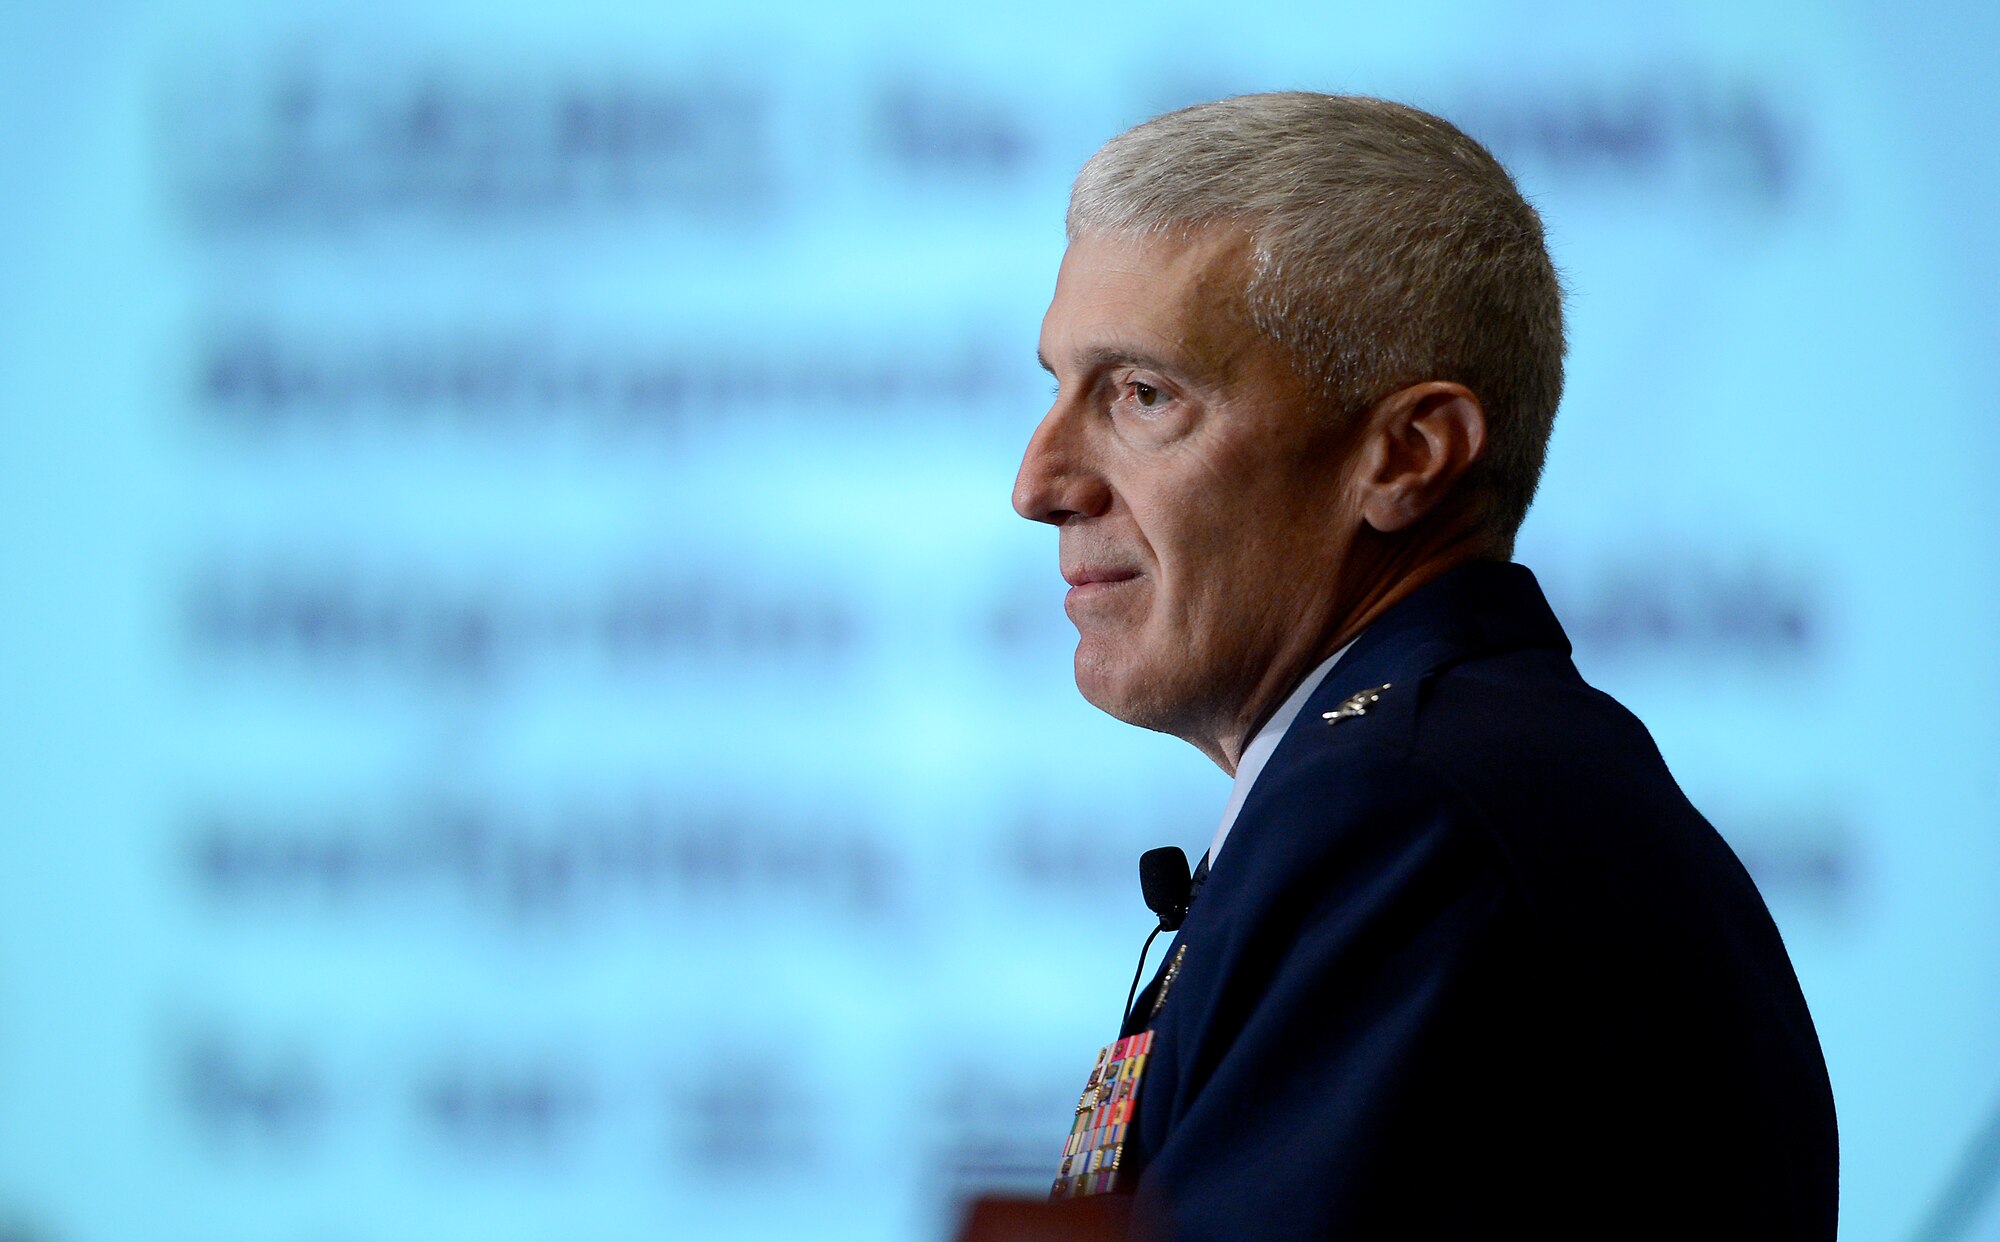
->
[[1062, 566, 1141, 611], [1062, 566, 1140, 588]]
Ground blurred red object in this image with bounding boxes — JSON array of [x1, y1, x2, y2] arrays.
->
[[951, 1194, 1149, 1241]]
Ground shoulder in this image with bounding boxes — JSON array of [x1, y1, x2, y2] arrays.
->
[[1199, 700, 1522, 974], [1226, 641, 1753, 950]]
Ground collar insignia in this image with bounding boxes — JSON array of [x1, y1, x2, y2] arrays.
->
[[1322, 683, 1392, 726]]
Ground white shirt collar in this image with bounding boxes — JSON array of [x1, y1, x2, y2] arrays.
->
[[1205, 641, 1355, 867]]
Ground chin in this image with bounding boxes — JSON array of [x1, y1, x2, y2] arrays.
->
[[1073, 638, 1180, 735], [1072, 639, 1134, 720]]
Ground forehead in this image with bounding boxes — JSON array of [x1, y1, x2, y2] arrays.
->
[[1040, 226, 1261, 381]]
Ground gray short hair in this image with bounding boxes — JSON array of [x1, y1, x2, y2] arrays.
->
[[1068, 92, 1565, 547]]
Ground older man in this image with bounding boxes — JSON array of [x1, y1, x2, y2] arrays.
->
[[1012, 95, 1837, 1239]]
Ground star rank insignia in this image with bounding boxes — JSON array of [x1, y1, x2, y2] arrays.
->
[[1051, 1030, 1153, 1199], [1322, 682, 1392, 725]]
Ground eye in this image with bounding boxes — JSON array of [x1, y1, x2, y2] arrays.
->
[[1105, 371, 1178, 421]]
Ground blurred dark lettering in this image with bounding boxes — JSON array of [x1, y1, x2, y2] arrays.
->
[[934, 1075, 1072, 1195], [171, 65, 773, 229], [1001, 807, 1210, 891], [1711, 808, 1857, 916], [1548, 551, 1818, 660], [990, 548, 1823, 666], [1451, 69, 1800, 204], [164, 57, 1806, 241], [187, 792, 897, 922], [670, 1059, 819, 1174], [419, 1059, 593, 1159], [185, 559, 861, 684], [876, 85, 1033, 175], [196, 326, 1018, 442], [183, 1035, 329, 1154]]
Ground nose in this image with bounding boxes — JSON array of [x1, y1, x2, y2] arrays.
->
[[1012, 400, 1111, 525]]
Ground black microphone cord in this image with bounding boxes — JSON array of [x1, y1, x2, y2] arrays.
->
[[1121, 922, 1167, 1032]]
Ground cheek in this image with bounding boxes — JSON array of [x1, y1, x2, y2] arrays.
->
[[1175, 505, 1346, 643], [1140, 493, 1254, 604]]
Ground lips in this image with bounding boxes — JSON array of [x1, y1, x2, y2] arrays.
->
[[1062, 566, 1141, 617], [1063, 566, 1140, 587]]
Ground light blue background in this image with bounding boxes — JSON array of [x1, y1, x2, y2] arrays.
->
[[3, 2, 1998, 1239]]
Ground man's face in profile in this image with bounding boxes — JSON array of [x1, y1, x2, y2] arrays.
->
[[1014, 226, 1365, 748]]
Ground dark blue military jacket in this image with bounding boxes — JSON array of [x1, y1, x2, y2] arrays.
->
[[1112, 560, 1838, 1240]]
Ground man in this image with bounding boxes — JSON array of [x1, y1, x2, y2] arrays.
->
[[1011, 94, 1837, 1239]]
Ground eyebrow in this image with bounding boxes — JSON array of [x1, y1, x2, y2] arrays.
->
[[1037, 344, 1203, 383]]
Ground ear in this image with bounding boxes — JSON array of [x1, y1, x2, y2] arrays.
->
[[1351, 382, 1488, 534]]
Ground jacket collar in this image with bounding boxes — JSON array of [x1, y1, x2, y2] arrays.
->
[[1310, 558, 1571, 708]]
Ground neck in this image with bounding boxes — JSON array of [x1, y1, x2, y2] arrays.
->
[[1197, 528, 1497, 775]]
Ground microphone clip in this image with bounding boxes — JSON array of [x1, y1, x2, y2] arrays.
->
[[1139, 846, 1193, 931]]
